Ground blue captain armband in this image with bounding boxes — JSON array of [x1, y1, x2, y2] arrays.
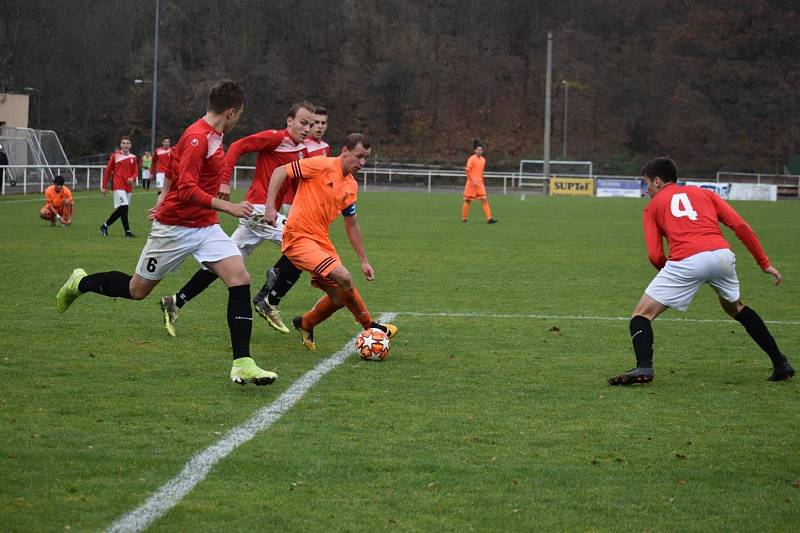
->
[[341, 203, 357, 217]]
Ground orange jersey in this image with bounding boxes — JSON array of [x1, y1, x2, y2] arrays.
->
[[466, 154, 486, 183], [43, 184, 73, 210], [282, 156, 358, 251], [464, 154, 487, 199]]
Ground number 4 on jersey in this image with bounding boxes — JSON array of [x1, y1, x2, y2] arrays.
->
[[670, 193, 698, 221]]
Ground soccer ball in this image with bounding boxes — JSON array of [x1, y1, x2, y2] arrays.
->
[[355, 328, 390, 361]]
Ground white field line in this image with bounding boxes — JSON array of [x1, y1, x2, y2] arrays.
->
[[395, 311, 800, 326], [104, 312, 397, 533]]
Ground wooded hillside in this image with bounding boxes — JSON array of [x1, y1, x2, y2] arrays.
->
[[3, 0, 799, 175]]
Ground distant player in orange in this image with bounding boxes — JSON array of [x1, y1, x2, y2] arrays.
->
[[40, 175, 73, 226], [462, 140, 497, 224], [264, 132, 397, 350], [609, 157, 794, 386]]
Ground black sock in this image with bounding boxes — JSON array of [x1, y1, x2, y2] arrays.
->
[[228, 284, 252, 359], [77, 271, 133, 299], [259, 255, 302, 306], [120, 205, 131, 232], [630, 315, 654, 368], [734, 306, 787, 367], [105, 207, 121, 227], [175, 268, 219, 308]]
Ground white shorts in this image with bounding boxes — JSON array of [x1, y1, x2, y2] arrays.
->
[[645, 248, 740, 312], [156, 172, 165, 188], [142, 169, 151, 181], [229, 204, 286, 258], [135, 221, 242, 280], [113, 190, 131, 208]]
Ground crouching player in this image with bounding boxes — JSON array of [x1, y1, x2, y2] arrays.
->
[[609, 157, 794, 385], [40, 175, 73, 226], [264, 133, 397, 350], [56, 79, 276, 386]]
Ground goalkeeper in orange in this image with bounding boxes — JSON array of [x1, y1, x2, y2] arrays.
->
[[263, 132, 397, 351], [40, 175, 73, 226], [462, 140, 497, 224]]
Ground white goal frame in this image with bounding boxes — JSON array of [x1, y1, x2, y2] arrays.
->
[[518, 159, 593, 187]]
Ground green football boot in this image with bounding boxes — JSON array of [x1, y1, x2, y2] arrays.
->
[[230, 357, 277, 386], [56, 268, 87, 313]]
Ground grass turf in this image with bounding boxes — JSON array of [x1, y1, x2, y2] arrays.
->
[[0, 189, 798, 531]]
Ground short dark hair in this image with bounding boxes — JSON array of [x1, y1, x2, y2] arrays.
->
[[343, 133, 371, 151], [208, 79, 246, 114], [314, 106, 328, 116], [287, 101, 315, 118], [642, 157, 677, 183], [120, 136, 131, 142], [54, 175, 65, 185]]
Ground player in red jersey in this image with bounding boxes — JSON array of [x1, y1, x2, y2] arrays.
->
[[151, 137, 172, 194], [264, 133, 398, 351], [56, 80, 276, 386], [158, 102, 315, 336], [609, 157, 794, 385], [284, 106, 330, 212], [101, 136, 138, 238], [253, 106, 333, 330]]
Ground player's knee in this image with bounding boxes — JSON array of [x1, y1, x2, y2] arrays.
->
[[335, 272, 353, 290], [129, 285, 149, 300]]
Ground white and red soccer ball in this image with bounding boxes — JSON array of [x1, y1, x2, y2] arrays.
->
[[355, 328, 390, 361]]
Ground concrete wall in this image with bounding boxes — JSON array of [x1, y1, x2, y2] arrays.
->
[[0, 93, 30, 128]]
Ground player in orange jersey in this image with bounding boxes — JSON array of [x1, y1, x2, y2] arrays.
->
[[40, 175, 73, 226], [609, 157, 794, 386], [263, 133, 397, 351], [462, 140, 497, 224]]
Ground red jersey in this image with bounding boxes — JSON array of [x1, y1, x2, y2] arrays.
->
[[220, 128, 307, 208], [304, 138, 330, 158], [155, 118, 225, 228], [283, 137, 331, 204], [102, 151, 138, 192], [642, 182, 770, 270], [151, 146, 173, 175]]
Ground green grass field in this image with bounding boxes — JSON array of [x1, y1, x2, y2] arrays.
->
[[1, 189, 798, 532]]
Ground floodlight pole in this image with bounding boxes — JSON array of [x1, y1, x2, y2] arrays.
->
[[150, 0, 160, 154], [543, 32, 553, 180], [562, 80, 568, 160]]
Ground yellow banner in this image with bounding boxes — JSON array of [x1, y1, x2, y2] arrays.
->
[[549, 177, 595, 196]]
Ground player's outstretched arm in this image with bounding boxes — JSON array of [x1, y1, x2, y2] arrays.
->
[[210, 197, 253, 219], [264, 167, 289, 226], [147, 177, 171, 220], [763, 265, 782, 286], [343, 215, 374, 281]]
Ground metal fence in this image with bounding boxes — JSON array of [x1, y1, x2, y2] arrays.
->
[[2, 164, 798, 198]]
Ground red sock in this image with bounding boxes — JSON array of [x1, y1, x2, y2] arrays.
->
[[302, 294, 342, 329], [339, 287, 372, 329]]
